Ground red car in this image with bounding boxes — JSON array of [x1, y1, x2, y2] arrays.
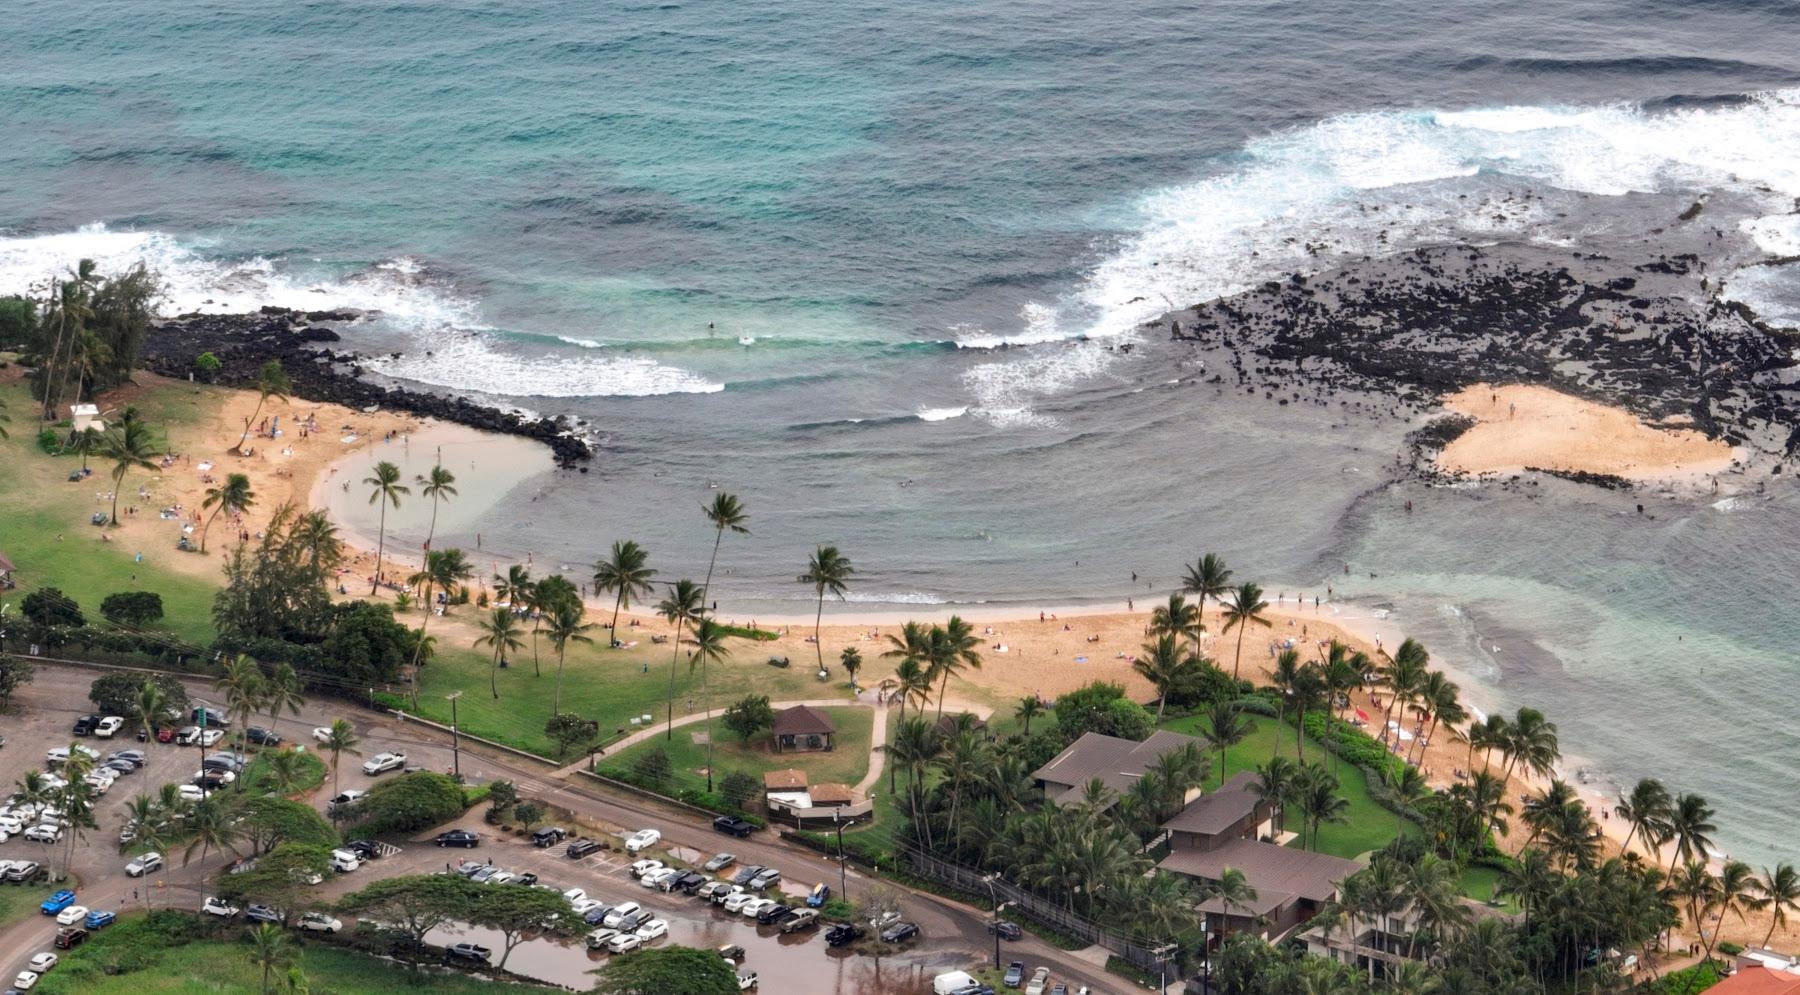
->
[[155, 726, 176, 744]]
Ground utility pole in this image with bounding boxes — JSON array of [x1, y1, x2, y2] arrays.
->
[[834, 812, 848, 901], [446, 691, 462, 780]]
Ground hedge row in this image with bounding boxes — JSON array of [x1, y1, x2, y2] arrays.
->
[[594, 765, 767, 829]]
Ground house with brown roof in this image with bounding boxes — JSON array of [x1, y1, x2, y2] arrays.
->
[[771, 705, 836, 753], [764, 768, 808, 792], [1030, 730, 1206, 810], [810, 782, 856, 806]]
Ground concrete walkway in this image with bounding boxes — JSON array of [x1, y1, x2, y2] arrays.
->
[[549, 696, 865, 778]]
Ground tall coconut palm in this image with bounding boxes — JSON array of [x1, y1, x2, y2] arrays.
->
[[1149, 593, 1203, 652], [1290, 663, 1327, 765], [798, 545, 853, 676], [1133, 634, 1192, 724], [291, 510, 344, 575], [1251, 756, 1300, 835], [882, 621, 933, 711], [1181, 553, 1233, 642], [262, 663, 305, 729], [244, 921, 298, 995], [1667, 793, 1718, 871], [1269, 648, 1303, 758], [839, 646, 862, 687], [1199, 866, 1259, 938], [214, 656, 266, 752], [363, 460, 409, 594], [698, 492, 749, 619], [199, 472, 255, 553], [545, 598, 595, 717], [474, 606, 525, 699], [1219, 582, 1270, 681], [69, 425, 100, 470], [1755, 863, 1800, 948], [133, 678, 169, 740], [321, 719, 359, 796], [234, 359, 290, 454], [1614, 778, 1674, 859], [1714, 860, 1765, 959], [406, 547, 472, 703], [1202, 700, 1251, 787], [494, 564, 532, 613], [1015, 696, 1044, 736], [102, 407, 163, 525], [526, 575, 576, 678], [415, 460, 457, 552], [594, 540, 656, 649], [1296, 765, 1349, 850], [887, 716, 942, 847], [1378, 639, 1430, 756], [1498, 707, 1560, 787], [182, 795, 243, 868], [686, 619, 734, 792], [260, 749, 307, 797], [1408, 670, 1465, 767], [928, 616, 981, 719], [656, 580, 704, 740]]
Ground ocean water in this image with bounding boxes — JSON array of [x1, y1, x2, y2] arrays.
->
[[5, 0, 1800, 863]]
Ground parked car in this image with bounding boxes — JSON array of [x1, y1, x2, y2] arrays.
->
[[245, 726, 282, 746], [1024, 967, 1051, 995], [672, 871, 708, 893], [825, 922, 866, 947], [176, 784, 208, 804], [717, 943, 746, 961], [641, 867, 678, 890], [880, 921, 921, 944], [310, 727, 337, 744], [189, 728, 223, 747], [155, 726, 177, 743], [807, 883, 831, 908], [14, 969, 41, 990], [515, 873, 539, 886], [755, 902, 793, 925], [445, 942, 491, 964], [202, 754, 246, 773], [39, 891, 77, 915], [25, 826, 62, 844], [201, 896, 241, 918], [297, 913, 341, 933], [326, 790, 365, 815], [530, 826, 567, 848], [987, 919, 1023, 941], [190, 705, 230, 728], [53, 927, 87, 949], [562, 887, 588, 905], [635, 918, 669, 941], [5, 861, 43, 883], [93, 717, 124, 739], [361, 752, 406, 775], [329, 849, 361, 873], [245, 904, 283, 925], [583, 905, 614, 925], [748, 868, 782, 890], [627, 859, 663, 879], [585, 927, 621, 949], [566, 838, 603, 859], [738, 897, 774, 919], [1003, 962, 1026, 989], [194, 771, 234, 791], [738, 973, 760, 991], [731, 865, 765, 886], [780, 908, 821, 933], [54, 905, 88, 926], [606, 932, 643, 954], [624, 828, 661, 853], [434, 830, 480, 848], [712, 815, 755, 838], [71, 715, 100, 736], [83, 909, 116, 930], [704, 852, 737, 872], [107, 749, 146, 766], [714, 885, 748, 908], [600, 901, 642, 928]]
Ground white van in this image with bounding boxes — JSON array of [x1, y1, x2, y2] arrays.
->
[[934, 971, 979, 995], [330, 848, 361, 873]]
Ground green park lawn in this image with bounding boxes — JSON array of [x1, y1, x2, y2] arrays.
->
[[602, 704, 874, 795], [0, 885, 42, 928], [1160, 710, 1417, 860], [0, 379, 227, 645], [237, 748, 327, 796]]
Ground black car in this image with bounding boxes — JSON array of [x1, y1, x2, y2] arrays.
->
[[245, 904, 283, 924], [986, 919, 1023, 941], [824, 923, 865, 947], [672, 871, 708, 894], [245, 726, 282, 746], [346, 839, 381, 860], [565, 838, 603, 858], [445, 942, 491, 964], [434, 830, 480, 848], [195, 771, 232, 790], [53, 927, 89, 949], [717, 944, 746, 961], [515, 872, 539, 886], [731, 865, 765, 886], [530, 827, 567, 848], [712, 815, 755, 838], [72, 714, 100, 736], [879, 922, 920, 944], [755, 903, 794, 925]]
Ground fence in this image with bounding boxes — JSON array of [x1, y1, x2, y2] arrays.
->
[[891, 839, 1181, 979]]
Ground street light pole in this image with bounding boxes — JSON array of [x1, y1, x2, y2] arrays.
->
[[834, 812, 848, 901], [446, 691, 462, 780]]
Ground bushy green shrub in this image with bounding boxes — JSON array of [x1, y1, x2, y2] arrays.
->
[[345, 771, 466, 835]]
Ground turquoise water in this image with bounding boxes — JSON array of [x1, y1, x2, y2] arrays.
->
[[5, 0, 1800, 863]]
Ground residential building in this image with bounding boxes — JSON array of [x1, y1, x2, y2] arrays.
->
[[1031, 730, 1206, 809]]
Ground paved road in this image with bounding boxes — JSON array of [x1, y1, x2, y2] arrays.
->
[[0, 663, 1120, 994]]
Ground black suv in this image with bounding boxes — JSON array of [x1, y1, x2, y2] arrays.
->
[[245, 726, 282, 746], [346, 839, 382, 860], [986, 919, 1023, 941], [712, 815, 755, 838], [566, 838, 603, 859], [72, 714, 100, 736], [530, 827, 567, 848], [824, 923, 866, 947], [755, 903, 794, 925]]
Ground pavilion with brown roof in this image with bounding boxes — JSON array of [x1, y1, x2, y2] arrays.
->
[[771, 704, 836, 753], [809, 782, 856, 806], [763, 768, 809, 792]]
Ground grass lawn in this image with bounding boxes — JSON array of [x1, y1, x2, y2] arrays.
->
[[237, 748, 327, 796], [1160, 710, 1417, 860], [0, 380, 225, 645], [602, 705, 874, 795], [406, 635, 847, 758], [36, 910, 542, 995], [1458, 864, 1521, 911], [0, 885, 41, 928]]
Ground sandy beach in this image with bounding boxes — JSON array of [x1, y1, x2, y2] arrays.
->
[[1438, 383, 1740, 483]]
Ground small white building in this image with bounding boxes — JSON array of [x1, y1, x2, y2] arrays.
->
[[70, 404, 105, 433]]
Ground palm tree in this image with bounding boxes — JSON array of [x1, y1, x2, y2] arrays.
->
[[494, 564, 532, 613], [133, 678, 169, 740], [69, 425, 100, 471], [1667, 793, 1718, 871], [1269, 648, 1303, 757], [887, 717, 943, 847], [1133, 634, 1191, 724], [474, 606, 525, 699], [1712, 859, 1763, 958], [321, 719, 359, 796], [894, 658, 933, 724], [1202, 700, 1251, 787], [1199, 866, 1259, 938], [798, 545, 853, 675], [1181, 554, 1233, 645], [1378, 639, 1429, 756], [698, 492, 749, 619], [260, 750, 306, 797], [839, 646, 863, 687], [687, 619, 734, 792], [1015, 696, 1045, 736], [244, 922, 298, 995], [214, 656, 266, 752], [928, 616, 982, 719], [546, 599, 595, 717], [182, 796, 244, 867], [1149, 593, 1203, 652], [1388, 765, 1431, 839], [102, 407, 163, 525], [406, 547, 472, 703], [415, 459, 458, 552], [1219, 582, 1270, 680], [594, 540, 656, 648], [656, 580, 703, 739], [883, 621, 933, 715], [263, 663, 306, 730], [1408, 670, 1465, 767], [234, 359, 291, 454], [1296, 765, 1349, 850], [291, 510, 344, 575], [1251, 756, 1300, 835], [364, 460, 410, 594], [1614, 778, 1674, 859], [1755, 863, 1800, 948], [1498, 707, 1560, 787]]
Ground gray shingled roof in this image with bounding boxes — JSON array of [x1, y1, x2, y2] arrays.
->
[[1161, 770, 1263, 836], [1031, 730, 1204, 806], [1159, 837, 1361, 911]]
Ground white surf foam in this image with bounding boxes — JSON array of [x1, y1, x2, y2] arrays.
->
[[367, 334, 724, 398], [915, 405, 968, 422]]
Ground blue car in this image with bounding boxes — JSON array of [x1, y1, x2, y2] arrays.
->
[[85, 909, 117, 929], [41, 890, 77, 914], [806, 883, 830, 908]]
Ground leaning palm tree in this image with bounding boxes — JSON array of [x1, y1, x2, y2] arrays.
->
[[1667, 792, 1718, 871], [244, 921, 298, 995], [1202, 699, 1252, 787], [686, 619, 734, 792], [1408, 670, 1465, 767], [1614, 777, 1674, 860], [698, 492, 749, 619], [494, 564, 532, 612], [234, 359, 291, 454], [1379, 641, 1430, 756], [656, 580, 704, 739], [798, 545, 854, 676], [928, 616, 982, 719], [364, 460, 410, 594], [1219, 582, 1270, 680], [199, 472, 256, 553], [102, 407, 163, 525], [1251, 756, 1300, 835], [182, 795, 244, 867], [69, 425, 100, 470], [594, 540, 656, 648], [321, 719, 359, 796], [473, 606, 525, 699], [1149, 593, 1203, 653], [546, 599, 595, 717], [1132, 633, 1191, 723], [1296, 766, 1349, 851], [526, 575, 577, 678], [405, 547, 472, 704], [1755, 863, 1800, 949], [1498, 707, 1560, 788], [415, 459, 458, 552], [263, 663, 306, 730], [1181, 554, 1233, 647]]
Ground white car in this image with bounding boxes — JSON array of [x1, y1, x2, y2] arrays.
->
[[562, 887, 588, 904], [627, 859, 662, 879], [26, 953, 56, 973], [199, 728, 224, 747], [601, 901, 642, 928], [94, 717, 124, 738], [311, 727, 336, 744], [571, 898, 604, 916], [635, 918, 668, 941], [201, 896, 241, 917], [738, 897, 773, 918], [641, 867, 678, 890], [13, 970, 38, 990], [486, 870, 517, 885], [361, 752, 406, 775], [606, 932, 643, 954], [177, 784, 209, 803], [126, 852, 164, 876], [24, 826, 61, 844], [0, 816, 22, 835], [1025, 967, 1051, 995], [296, 913, 342, 933], [722, 891, 755, 913], [330, 849, 361, 873], [54, 905, 88, 926], [586, 927, 621, 949], [193, 769, 236, 785], [624, 828, 661, 853]]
